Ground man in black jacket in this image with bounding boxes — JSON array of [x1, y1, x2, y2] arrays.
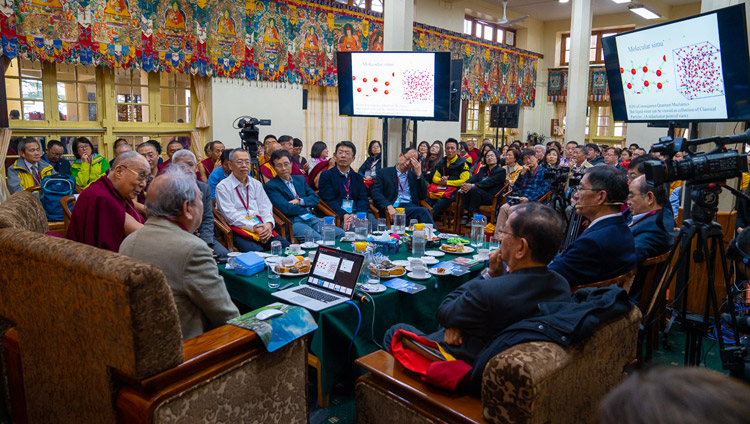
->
[[371, 147, 434, 225], [383, 203, 570, 364], [427, 138, 470, 219]]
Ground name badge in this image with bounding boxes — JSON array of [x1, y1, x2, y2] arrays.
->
[[300, 213, 315, 221], [342, 200, 353, 213], [438, 186, 447, 191], [244, 216, 262, 226]]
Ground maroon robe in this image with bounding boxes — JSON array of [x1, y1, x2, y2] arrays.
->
[[200, 158, 215, 177], [66, 176, 145, 252]]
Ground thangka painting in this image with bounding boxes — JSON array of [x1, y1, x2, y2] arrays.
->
[[548, 67, 608, 103], [0, 0, 540, 102]]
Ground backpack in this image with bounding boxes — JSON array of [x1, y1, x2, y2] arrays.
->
[[41, 174, 75, 222]]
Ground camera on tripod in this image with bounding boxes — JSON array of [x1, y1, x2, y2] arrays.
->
[[543, 166, 570, 188], [235, 116, 271, 159]]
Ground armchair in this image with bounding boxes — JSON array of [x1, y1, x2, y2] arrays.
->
[[0, 227, 308, 423]]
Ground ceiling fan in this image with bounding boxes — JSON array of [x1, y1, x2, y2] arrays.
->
[[479, 0, 529, 28]]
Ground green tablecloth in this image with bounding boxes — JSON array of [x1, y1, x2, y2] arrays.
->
[[219, 241, 484, 398]]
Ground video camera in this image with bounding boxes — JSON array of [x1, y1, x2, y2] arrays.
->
[[543, 166, 570, 188], [234, 116, 271, 159], [644, 129, 750, 186]]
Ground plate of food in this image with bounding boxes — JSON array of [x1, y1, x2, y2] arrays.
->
[[371, 258, 407, 279], [440, 243, 474, 255], [271, 256, 311, 277], [429, 267, 452, 276], [425, 250, 445, 257]]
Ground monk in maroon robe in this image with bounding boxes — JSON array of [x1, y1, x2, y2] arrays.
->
[[67, 151, 150, 252]]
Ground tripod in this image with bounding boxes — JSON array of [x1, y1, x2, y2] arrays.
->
[[646, 185, 747, 377]]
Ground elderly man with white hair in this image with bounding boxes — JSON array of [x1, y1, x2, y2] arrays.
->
[[120, 169, 239, 339], [169, 149, 230, 259]]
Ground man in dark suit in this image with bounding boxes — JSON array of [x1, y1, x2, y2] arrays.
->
[[549, 165, 636, 287], [383, 203, 571, 364], [371, 147, 434, 225], [318, 141, 375, 230], [266, 149, 344, 241]]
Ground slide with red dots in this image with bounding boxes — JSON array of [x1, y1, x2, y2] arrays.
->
[[613, 13, 727, 121], [350, 52, 435, 118]]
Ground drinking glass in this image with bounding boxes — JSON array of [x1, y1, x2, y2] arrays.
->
[[408, 219, 418, 232], [271, 240, 282, 257], [378, 218, 387, 233], [305, 228, 314, 245], [489, 236, 500, 250], [267, 265, 280, 289]]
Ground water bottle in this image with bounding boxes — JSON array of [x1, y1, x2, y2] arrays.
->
[[355, 212, 368, 241], [395, 208, 406, 235], [471, 214, 487, 247], [322, 216, 336, 246], [412, 223, 426, 257]]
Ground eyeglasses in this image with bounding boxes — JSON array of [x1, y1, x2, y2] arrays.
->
[[275, 161, 292, 168], [336, 151, 353, 157], [496, 228, 519, 240], [122, 166, 150, 182], [234, 160, 251, 165], [577, 187, 604, 192]]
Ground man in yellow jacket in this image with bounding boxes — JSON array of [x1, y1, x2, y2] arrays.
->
[[6, 137, 56, 193]]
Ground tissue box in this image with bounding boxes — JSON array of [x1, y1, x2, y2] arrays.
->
[[235, 251, 266, 276], [370, 238, 400, 254]]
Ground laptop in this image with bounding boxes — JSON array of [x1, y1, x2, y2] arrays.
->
[[272, 246, 364, 312]]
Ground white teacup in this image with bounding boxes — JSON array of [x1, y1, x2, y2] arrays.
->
[[413, 265, 427, 278], [409, 258, 424, 269], [477, 248, 490, 261], [288, 244, 302, 254]]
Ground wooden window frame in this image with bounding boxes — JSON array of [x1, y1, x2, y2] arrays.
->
[[464, 15, 517, 47], [560, 28, 633, 67]]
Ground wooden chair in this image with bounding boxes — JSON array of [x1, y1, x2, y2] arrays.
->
[[636, 252, 672, 364], [571, 267, 638, 294], [23, 185, 65, 233], [478, 182, 512, 226], [272, 206, 296, 243], [433, 194, 463, 234], [0, 227, 308, 423], [60, 195, 76, 235], [211, 199, 235, 252]]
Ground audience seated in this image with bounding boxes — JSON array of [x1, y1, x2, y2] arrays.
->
[[319, 141, 376, 230], [503, 147, 522, 185], [308, 156, 334, 191], [216, 149, 290, 251], [258, 134, 277, 167], [71, 137, 110, 189], [66, 151, 148, 251], [135, 140, 161, 203], [549, 166, 636, 287], [119, 170, 239, 339], [358, 140, 382, 184], [109, 139, 133, 169], [42, 139, 71, 176], [427, 138, 470, 219], [460, 148, 506, 218], [198, 140, 225, 183], [383, 203, 570, 364], [421, 141, 443, 184], [278, 135, 308, 182], [587, 143, 604, 166], [157, 139, 184, 174], [207, 148, 232, 199], [308, 141, 329, 169], [6, 137, 56, 193], [495, 149, 550, 229], [292, 137, 309, 172], [598, 367, 750, 424], [260, 141, 282, 182], [371, 147, 434, 225], [171, 150, 230, 259], [626, 154, 655, 185], [266, 149, 345, 241], [571, 145, 593, 172]]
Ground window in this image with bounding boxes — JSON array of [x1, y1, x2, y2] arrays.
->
[[115, 68, 150, 122], [464, 16, 516, 47], [466, 101, 480, 132], [557, 103, 627, 143], [160, 72, 191, 123], [56, 63, 97, 122], [560, 28, 632, 66], [596, 106, 610, 136], [5, 59, 44, 121]]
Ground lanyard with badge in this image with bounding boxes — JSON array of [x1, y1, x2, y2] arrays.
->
[[289, 179, 316, 221], [341, 173, 353, 213], [235, 185, 262, 226], [394, 173, 407, 207]]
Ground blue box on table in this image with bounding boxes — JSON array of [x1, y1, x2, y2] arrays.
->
[[369, 238, 401, 254], [235, 252, 266, 276]]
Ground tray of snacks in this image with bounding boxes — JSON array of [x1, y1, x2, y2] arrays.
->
[[439, 243, 474, 255], [271, 255, 311, 277], [371, 256, 407, 279]]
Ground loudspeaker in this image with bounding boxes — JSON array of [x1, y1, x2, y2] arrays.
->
[[449, 59, 462, 122], [302, 89, 308, 110], [490, 104, 520, 128]]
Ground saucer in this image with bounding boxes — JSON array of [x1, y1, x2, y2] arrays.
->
[[301, 242, 318, 249], [407, 271, 431, 280]]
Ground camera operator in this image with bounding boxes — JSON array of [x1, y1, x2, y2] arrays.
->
[[495, 149, 551, 230]]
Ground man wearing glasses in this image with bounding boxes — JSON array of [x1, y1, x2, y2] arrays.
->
[[383, 203, 570, 365], [318, 141, 375, 231], [216, 149, 289, 252], [67, 151, 149, 252], [549, 166, 636, 287]]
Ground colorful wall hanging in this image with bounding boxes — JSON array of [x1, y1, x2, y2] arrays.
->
[[547, 67, 609, 103], [0, 0, 540, 105]]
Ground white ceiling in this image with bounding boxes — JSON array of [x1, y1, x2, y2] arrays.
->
[[471, 0, 700, 23]]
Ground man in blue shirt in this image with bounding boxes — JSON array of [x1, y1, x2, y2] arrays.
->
[[266, 149, 344, 242], [495, 149, 551, 229], [207, 149, 232, 199], [43, 139, 71, 176], [318, 141, 376, 231]]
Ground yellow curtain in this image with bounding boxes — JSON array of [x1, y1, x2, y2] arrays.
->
[[193, 75, 210, 130], [190, 131, 204, 161], [0, 128, 13, 204], [555, 102, 566, 140]]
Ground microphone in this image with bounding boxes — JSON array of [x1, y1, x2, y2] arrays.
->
[[574, 202, 624, 209]]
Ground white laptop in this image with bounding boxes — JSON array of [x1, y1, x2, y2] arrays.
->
[[272, 246, 364, 312]]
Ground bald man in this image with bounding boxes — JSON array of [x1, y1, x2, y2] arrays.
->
[[67, 151, 150, 252], [260, 141, 281, 183]]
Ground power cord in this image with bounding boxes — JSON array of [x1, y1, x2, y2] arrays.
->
[[345, 300, 362, 356], [361, 291, 383, 349]]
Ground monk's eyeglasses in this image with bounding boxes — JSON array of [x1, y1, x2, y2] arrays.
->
[[122, 166, 149, 182]]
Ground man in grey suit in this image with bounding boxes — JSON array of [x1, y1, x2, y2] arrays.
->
[[120, 169, 239, 340]]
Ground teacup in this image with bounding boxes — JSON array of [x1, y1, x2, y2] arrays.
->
[[412, 265, 427, 278], [288, 244, 302, 254], [477, 248, 490, 261]]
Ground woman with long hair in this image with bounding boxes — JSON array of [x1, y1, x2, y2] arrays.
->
[[543, 148, 561, 168], [422, 141, 443, 183], [504, 148, 523, 185], [358, 139, 382, 182], [460, 149, 507, 218], [417, 140, 430, 162]]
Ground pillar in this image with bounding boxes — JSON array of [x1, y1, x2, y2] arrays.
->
[[564, 0, 593, 145]]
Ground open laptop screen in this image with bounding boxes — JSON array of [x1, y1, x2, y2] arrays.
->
[[307, 246, 364, 297]]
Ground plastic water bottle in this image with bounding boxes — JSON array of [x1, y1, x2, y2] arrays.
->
[[412, 223, 426, 257], [355, 212, 368, 241], [395, 208, 406, 235], [471, 214, 486, 247], [323, 216, 336, 246]]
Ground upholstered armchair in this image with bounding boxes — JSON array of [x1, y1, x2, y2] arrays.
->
[[0, 227, 308, 423], [355, 307, 641, 424]]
